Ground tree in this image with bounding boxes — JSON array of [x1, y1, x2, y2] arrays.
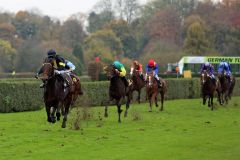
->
[[145, 7, 182, 44], [183, 22, 211, 55], [84, 29, 123, 63], [87, 11, 114, 33], [60, 19, 85, 48], [72, 44, 84, 71], [12, 11, 38, 39], [0, 39, 17, 72], [105, 20, 137, 58]]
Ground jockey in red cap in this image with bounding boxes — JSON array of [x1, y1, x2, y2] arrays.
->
[[146, 59, 161, 88]]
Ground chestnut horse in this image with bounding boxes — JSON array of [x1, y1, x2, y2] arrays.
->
[[130, 69, 145, 103], [145, 72, 159, 112], [201, 70, 217, 110], [104, 64, 131, 123], [37, 57, 83, 128]]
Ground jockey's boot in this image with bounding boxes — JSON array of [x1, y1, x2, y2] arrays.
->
[[64, 80, 70, 88], [157, 79, 162, 88], [40, 80, 46, 88], [227, 76, 231, 84], [40, 83, 45, 88], [122, 77, 129, 87], [140, 74, 144, 81], [212, 78, 216, 85]]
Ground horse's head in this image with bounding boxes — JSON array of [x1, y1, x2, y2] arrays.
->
[[201, 70, 208, 84], [146, 72, 154, 87], [37, 57, 55, 80], [104, 64, 118, 80]]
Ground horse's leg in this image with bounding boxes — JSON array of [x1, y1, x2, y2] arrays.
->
[[56, 104, 61, 121], [124, 96, 130, 118], [225, 92, 228, 105], [45, 105, 52, 123], [62, 103, 70, 128], [203, 95, 206, 105], [138, 90, 141, 104], [149, 95, 153, 112], [216, 89, 222, 105], [160, 91, 164, 111], [211, 95, 214, 111], [208, 96, 211, 108], [50, 106, 56, 123], [117, 99, 123, 123], [104, 106, 108, 118], [155, 94, 159, 107]]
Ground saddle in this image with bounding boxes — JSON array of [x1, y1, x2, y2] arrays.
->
[[61, 73, 80, 93]]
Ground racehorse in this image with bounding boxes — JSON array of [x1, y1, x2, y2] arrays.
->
[[145, 72, 159, 112], [217, 71, 231, 105], [158, 78, 167, 111], [130, 69, 145, 103], [201, 70, 217, 110], [228, 76, 235, 100], [104, 64, 131, 123], [36, 57, 83, 128]]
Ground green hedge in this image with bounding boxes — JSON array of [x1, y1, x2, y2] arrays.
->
[[0, 78, 239, 113]]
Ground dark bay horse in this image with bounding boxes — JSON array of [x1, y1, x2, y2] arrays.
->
[[228, 76, 235, 100], [104, 64, 131, 123], [158, 77, 167, 111], [130, 69, 145, 103], [217, 71, 231, 105], [201, 70, 217, 110], [37, 57, 83, 128]]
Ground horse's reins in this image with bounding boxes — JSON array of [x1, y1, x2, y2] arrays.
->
[[37, 63, 55, 80]]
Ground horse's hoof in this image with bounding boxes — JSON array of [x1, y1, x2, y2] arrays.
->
[[104, 113, 108, 118], [57, 117, 60, 121], [148, 110, 152, 112], [118, 120, 121, 123], [47, 118, 52, 123], [124, 112, 128, 117], [62, 124, 66, 128]]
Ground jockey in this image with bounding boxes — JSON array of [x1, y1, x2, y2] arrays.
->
[[145, 59, 162, 88], [201, 62, 216, 83], [40, 49, 76, 88], [218, 61, 232, 82], [112, 60, 131, 87], [130, 60, 144, 80]]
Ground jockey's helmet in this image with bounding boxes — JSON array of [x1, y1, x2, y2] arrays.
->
[[47, 49, 57, 57], [205, 62, 210, 67], [148, 59, 155, 67], [133, 60, 139, 66], [113, 61, 122, 69]]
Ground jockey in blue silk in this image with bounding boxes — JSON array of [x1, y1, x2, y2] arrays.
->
[[218, 61, 232, 82], [201, 62, 216, 82], [145, 59, 162, 88], [112, 61, 131, 87]]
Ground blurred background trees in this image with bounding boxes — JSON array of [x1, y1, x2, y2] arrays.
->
[[0, 0, 239, 74]]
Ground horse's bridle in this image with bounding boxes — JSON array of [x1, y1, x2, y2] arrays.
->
[[38, 62, 55, 80]]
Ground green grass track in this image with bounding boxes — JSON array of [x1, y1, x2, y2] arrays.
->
[[0, 97, 240, 160]]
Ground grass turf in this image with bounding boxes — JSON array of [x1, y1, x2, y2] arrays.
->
[[0, 97, 240, 160]]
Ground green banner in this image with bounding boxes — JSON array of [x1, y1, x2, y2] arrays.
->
[[206, 57, 240, 64]]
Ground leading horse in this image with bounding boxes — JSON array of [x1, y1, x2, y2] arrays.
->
[[104, 64, 131, 123], [201, 70, 217, 110], [37, 57, 83, 128]]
